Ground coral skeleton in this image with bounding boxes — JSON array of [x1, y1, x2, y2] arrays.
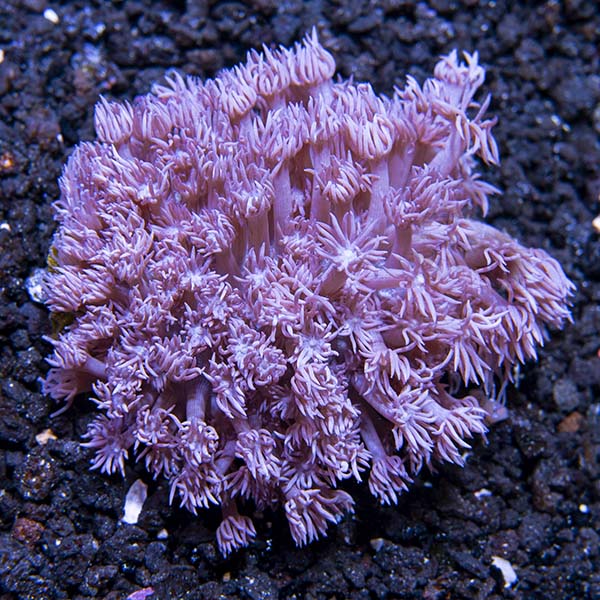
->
[[43, 30, 573, 554]]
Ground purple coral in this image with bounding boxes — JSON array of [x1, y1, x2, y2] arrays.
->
[[43, 30, 573, 554]]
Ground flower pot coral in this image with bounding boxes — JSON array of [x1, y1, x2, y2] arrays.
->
[[43, 30, 573, 554]]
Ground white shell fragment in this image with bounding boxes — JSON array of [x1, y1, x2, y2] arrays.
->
[[491, 555, 518, 588], [121, 479, 148, 525], [473, 488, 493, 499], [43, 8, 60, 24]]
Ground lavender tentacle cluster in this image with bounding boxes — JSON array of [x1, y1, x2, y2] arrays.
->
[[43, 30, 573, 554]]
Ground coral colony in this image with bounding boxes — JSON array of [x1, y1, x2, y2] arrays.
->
[[43, 30, 573, 554]]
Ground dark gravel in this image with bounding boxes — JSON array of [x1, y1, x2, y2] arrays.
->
[[1, 1, 599, 599]]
